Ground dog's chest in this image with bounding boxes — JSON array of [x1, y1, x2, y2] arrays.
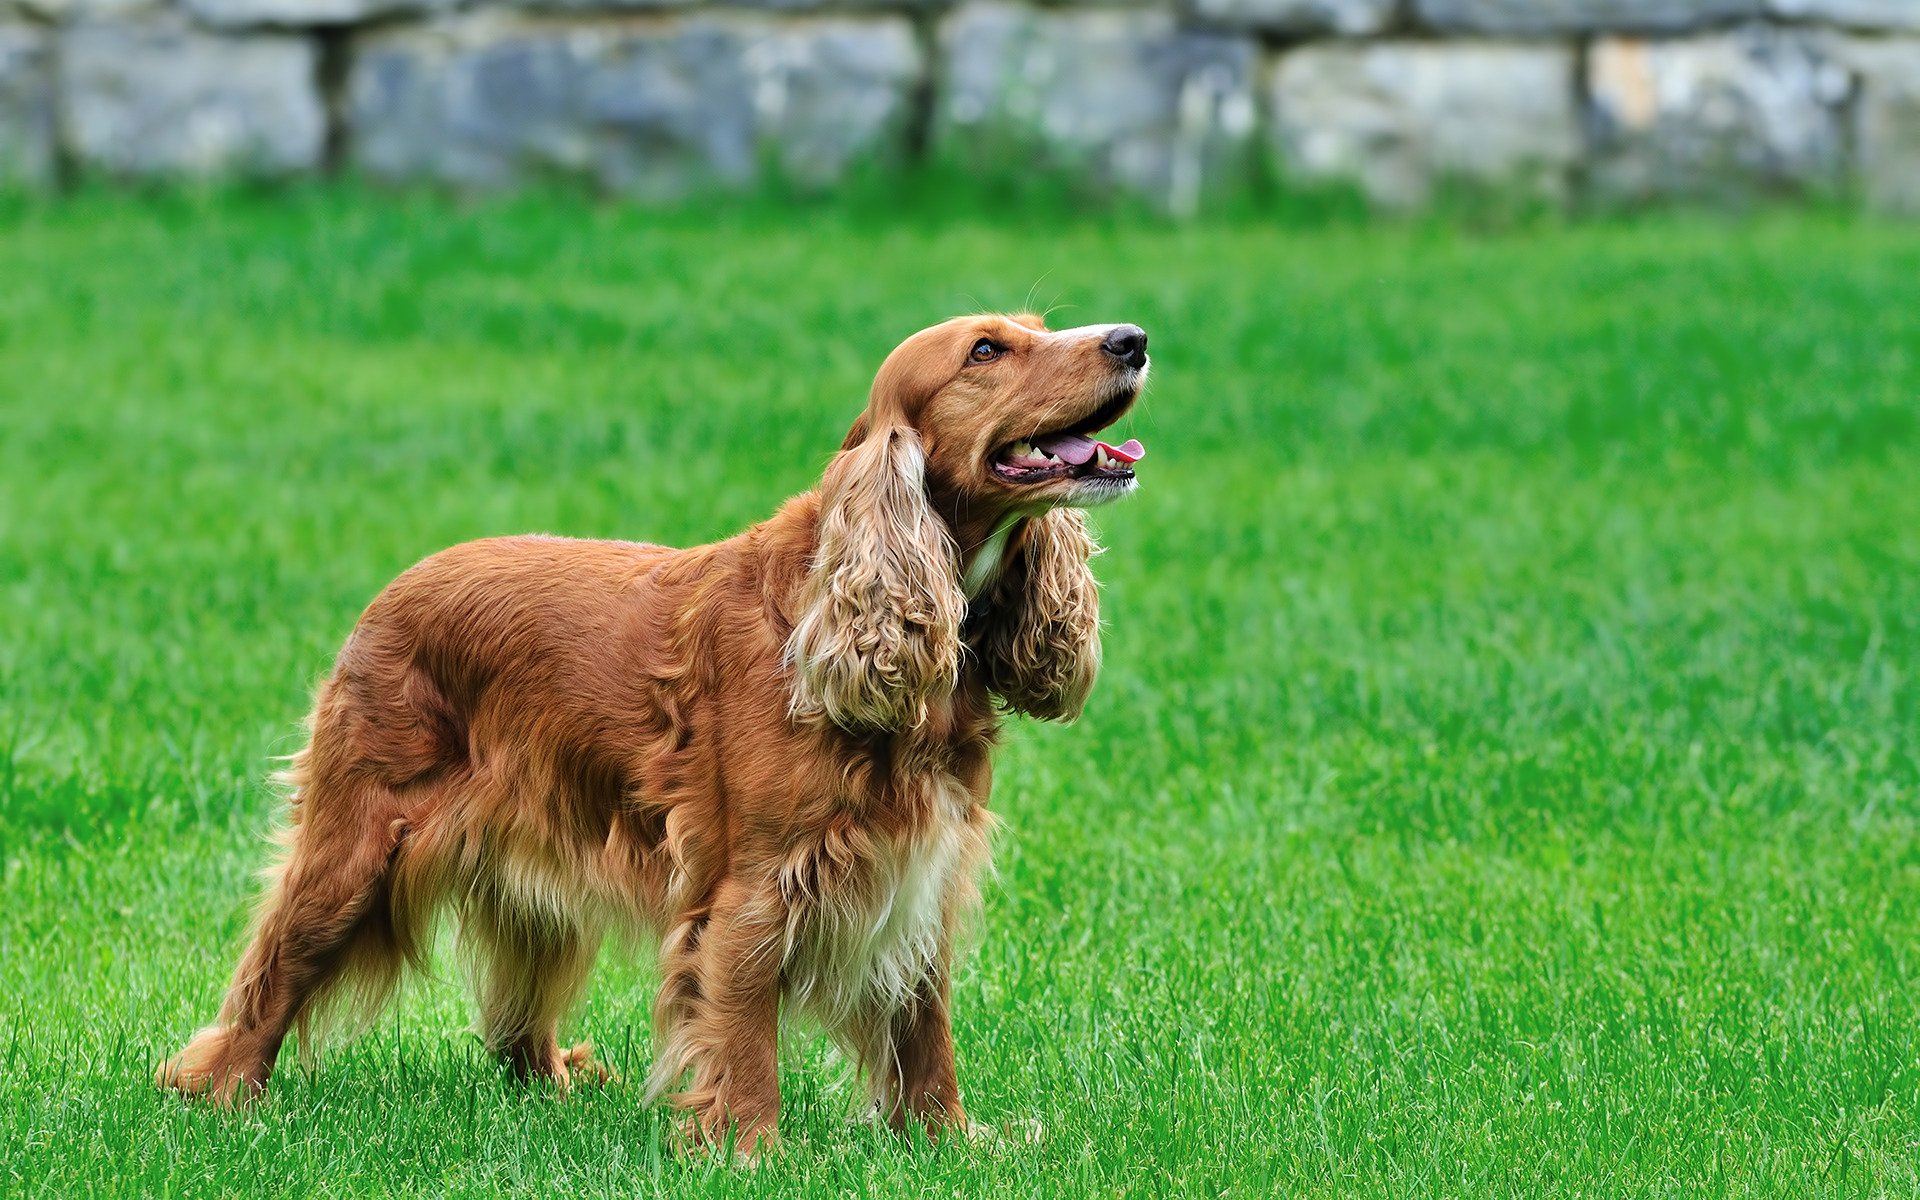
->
[[780, 779, 983, 1024]]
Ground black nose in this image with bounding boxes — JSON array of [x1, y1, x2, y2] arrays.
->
[[1102, 325, 1148, 370]]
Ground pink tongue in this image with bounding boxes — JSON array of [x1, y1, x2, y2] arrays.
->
[[1033, 433, 1146, 465], [1033, 433, 1097, 465]]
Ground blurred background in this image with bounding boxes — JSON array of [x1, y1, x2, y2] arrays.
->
[[4, 3, 1920, 1197], [0, 0, 1917, 214]]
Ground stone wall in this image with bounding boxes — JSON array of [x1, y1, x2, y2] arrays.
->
[[1, 0, 1917, 211]]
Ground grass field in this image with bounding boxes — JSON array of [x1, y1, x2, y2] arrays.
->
[[1, 189, 1917, 1197]]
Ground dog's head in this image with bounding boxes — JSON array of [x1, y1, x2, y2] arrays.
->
[[789, 313, 1146, 733], [843, 312, 1149, 519]]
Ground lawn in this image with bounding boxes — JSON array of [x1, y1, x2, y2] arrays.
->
[[0, 189, 1917, 1197]]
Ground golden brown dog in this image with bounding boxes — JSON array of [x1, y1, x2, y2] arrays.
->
[[157, 312, 1150, 1151]]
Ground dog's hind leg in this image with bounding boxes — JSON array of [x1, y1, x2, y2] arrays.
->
[[464, 892, 610, 1092], [156, 766, 414, 1105]]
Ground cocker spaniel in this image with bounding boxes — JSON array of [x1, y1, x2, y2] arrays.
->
[[158, 312, 1150, 1152]]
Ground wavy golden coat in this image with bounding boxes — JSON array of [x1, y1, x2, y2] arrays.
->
[[158, 313, 1150, 1152]]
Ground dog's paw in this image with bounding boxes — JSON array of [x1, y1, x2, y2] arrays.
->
[[506, 1037, 618, 1096], [672, 1106, 780, 1165], [155, 1025, 261, 1107], [557, 1040, 618, 1090]]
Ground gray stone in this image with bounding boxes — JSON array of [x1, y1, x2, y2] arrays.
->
[[0, 24, 54, 185], [1190, 0, 1395, 35], [739, 19, 924, 185], [1267, 41, 1578, 208], [643, 0, 939, 9], [1415, 0, 1760, 33], [180, 0, 457, 31], [16, 0, 160, 22], [1772, 0, 1920, 30], [63, 18, 325, 176], [1818, 35, 1920, 210], [349, 13, 922, 197], [512, 0, 699, 11], [938, 3, 1258, 212], [1587, 28, 1853, 199]]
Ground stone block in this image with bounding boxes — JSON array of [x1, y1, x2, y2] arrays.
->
[[1415, 0, 1760, 34], [938, 2, 1258, 211], [1268, 41, 1579, 207], [1771, 0, 1920, 31], [655, 0, 943, 10], [513, 0, 700, 11], [63, 17, 325, 176], [1587, 28, 1853, 199], [181, 0, 457, 30], [348, 13, 922, 196], [16, 0, 161, 22], [1190, 0, 1395, 35], [1818, 34, 1920, 210], [0, 23, 54, 185]]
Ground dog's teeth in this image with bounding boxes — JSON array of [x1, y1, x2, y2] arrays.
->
[[1010, 441, 1034, 458], [1095, 446, 1112, 469]]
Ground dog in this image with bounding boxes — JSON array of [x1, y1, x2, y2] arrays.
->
[[157, 312, 1149, 1152]]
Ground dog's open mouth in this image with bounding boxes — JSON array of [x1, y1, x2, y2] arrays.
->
[[990, 392, 1145, 485], [991, 433, 1144, 483]]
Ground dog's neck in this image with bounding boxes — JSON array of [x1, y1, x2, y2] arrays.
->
[[931, 482, 1029, 602], [960, 513, 1022, 599]]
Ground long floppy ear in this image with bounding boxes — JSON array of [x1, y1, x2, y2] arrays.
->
[[977, 509, 1103, 722], [787, 426, 965, 731]]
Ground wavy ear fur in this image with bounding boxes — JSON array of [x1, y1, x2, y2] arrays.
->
[[978, 509, 1103, 722], [788, 426, 965, 731]]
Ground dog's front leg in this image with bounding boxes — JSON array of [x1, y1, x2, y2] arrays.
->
[[659, 877, 784, 1158], [880, 962, 967, 1136]]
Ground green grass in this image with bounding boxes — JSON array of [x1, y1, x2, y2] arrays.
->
[[1, 188, 1917, 1197]]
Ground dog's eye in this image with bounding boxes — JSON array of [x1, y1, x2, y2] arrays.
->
[[969, 339, 1002, 363]]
